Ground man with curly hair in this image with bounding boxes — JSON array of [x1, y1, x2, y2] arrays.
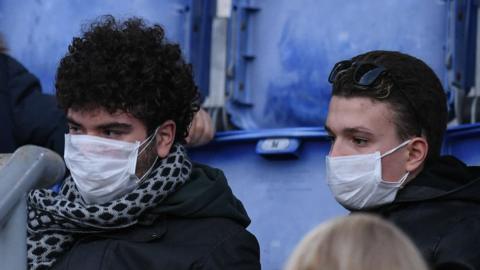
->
[[26, 16, 260, 270], [0, 33, 212, 155]]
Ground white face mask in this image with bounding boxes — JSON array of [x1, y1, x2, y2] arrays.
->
[[326, 140, 411, 210], [64, 132, 158, 205]]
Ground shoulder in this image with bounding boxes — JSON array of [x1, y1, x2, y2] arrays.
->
[[187, 162, 230, 190], [433, 216, 480, 269], [51, 217, 260, 270], [374, 199, 480, 262], [0, 53, 31, 78], [191, 162, 225, 178], [142, 216, 261, 266], [181, 217, 260, 270], [384, 198, 480, 240], [0, 53, 40, 95], [167, 216, 257, 247]]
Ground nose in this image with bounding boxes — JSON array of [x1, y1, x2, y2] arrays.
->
[[84, 130, 102, 137], [328, 139, 345, 157]]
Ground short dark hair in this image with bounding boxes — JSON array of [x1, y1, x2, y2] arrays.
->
[[331, 50, 447, 164], [56, 15, 200, 143]]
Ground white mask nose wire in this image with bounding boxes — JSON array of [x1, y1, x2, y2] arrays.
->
[[380, 139, 411, 158]]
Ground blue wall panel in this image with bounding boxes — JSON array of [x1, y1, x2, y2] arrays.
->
[[226, 0, 449, 129], [0, 0, 197, 94]]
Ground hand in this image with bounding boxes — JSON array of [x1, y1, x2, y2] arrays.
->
[[185, 108, 215, 147]]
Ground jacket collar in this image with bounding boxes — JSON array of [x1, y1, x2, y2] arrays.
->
[[394, 177, 480, 202], [96, 216, 167, 242], [375, 156, 480, 205]]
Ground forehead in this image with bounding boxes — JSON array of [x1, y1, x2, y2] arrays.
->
[[67, 108, 145, 128], [326, 96, 396, 134]]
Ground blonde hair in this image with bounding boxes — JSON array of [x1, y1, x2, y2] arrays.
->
[[285, 214, 428, 270]]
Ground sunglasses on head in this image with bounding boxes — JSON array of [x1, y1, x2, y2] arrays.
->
[[328, 60, 422, 136], [328, 60, 388, 87]]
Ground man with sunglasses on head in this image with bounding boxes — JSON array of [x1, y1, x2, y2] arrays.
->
[[26, 16, 260, 270], [325, 50, 480, 270]]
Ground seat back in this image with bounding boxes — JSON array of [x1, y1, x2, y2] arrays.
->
[[188, 128, 346, 269], [443, 124, 480, 165]]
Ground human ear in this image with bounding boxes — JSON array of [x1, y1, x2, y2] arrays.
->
[[405, 137, 428, 172], [155, 120, 176, 158]]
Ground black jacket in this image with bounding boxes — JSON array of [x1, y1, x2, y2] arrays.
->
[[0, 53, 66, 154], [366, 156, 480, 270], [51, 163, 261, 270]]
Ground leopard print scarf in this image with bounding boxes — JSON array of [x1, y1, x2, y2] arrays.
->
[[26, 144, 192, 270]]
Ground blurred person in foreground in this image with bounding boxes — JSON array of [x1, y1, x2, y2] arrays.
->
[[285, 214, 428, 270], [324, 50, 480, 270], [26, 16, 260, 270]]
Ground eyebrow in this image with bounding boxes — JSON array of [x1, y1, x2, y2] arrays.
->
[[66, 116, 133, 132], [324, 124, 373, 136], [344, 127, 374, 136], [97, 123, 133, 132], [67, 117, 81, 126]]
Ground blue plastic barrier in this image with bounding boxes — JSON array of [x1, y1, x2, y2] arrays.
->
[[189, 124, 480, 269], [188, 128, 346, 269]]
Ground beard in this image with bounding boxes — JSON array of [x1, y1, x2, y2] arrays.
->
[[134, 138, 159, 180]]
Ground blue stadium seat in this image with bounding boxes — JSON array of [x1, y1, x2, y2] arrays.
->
[[188, 128, 346, 269], [189, 124, 480, 269], [443, 123, 480, 165]]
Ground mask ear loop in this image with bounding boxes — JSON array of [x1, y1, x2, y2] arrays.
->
[[380, 139, 411, 158], [380, 139, 412, 187], [136, 128, 160, 184], [138, 128, 159, 155], [398, 172, 410, 187]]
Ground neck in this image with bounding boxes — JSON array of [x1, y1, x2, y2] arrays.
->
[[403, 163, 425, 187]]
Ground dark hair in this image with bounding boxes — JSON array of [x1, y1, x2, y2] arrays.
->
[[332, 50, 447, 164], [56, 15, 200, 143]]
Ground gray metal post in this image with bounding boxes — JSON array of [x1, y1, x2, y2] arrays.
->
[[0, 145, 65, 270], [0, 196, 27, 270], [203, 0, 231, 129]]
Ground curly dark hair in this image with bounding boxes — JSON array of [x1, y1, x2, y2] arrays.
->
[[56, 15, 200, 143], [331, 50, 447, 165]]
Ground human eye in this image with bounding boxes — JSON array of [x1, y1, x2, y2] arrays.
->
[[352, 137, 369, 146], [68, 125, 82, 134], [103, 129, 124, 138]]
